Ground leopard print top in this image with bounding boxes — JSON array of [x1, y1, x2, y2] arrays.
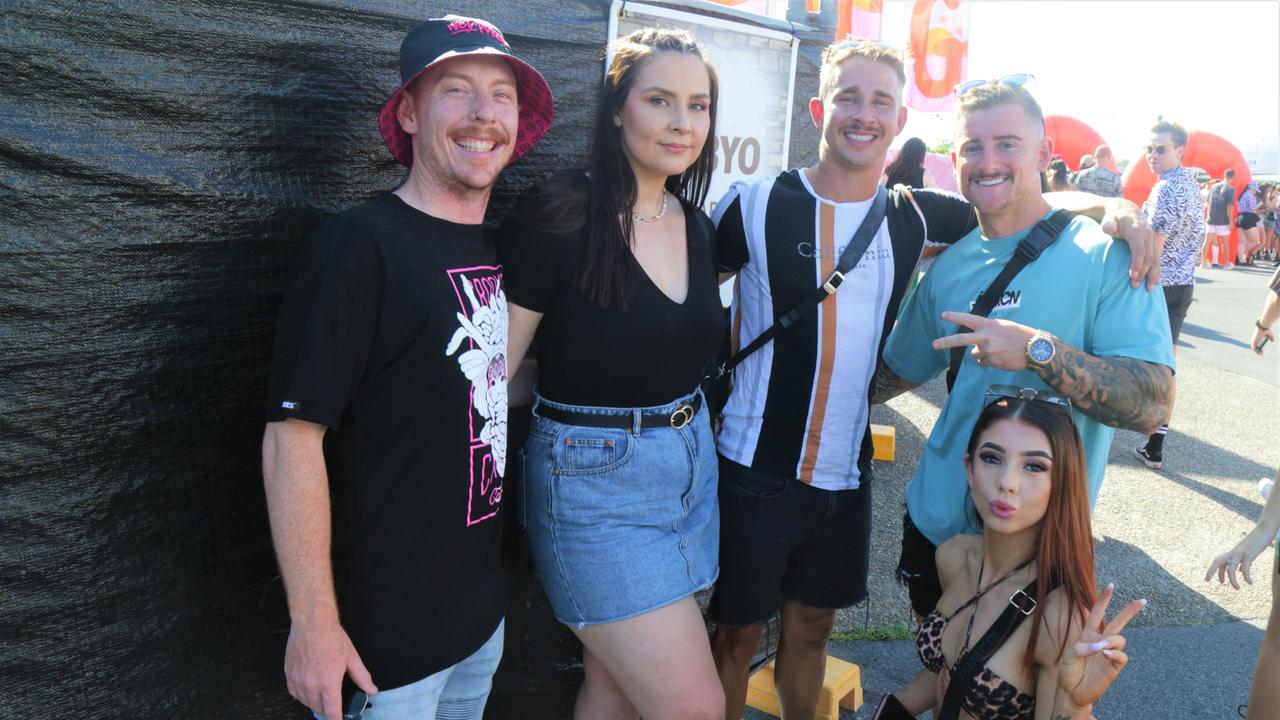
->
[[916, 610, 1036, 719]]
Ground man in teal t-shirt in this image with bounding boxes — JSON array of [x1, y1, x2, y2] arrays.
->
[[871, 79, 1176, 619]]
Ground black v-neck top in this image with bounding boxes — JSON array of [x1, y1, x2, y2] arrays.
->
[[498, 181, 725, 408]]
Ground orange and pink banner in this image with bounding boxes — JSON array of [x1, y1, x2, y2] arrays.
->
[[837, 0, 884, 41], [906, 0, 969, 112]]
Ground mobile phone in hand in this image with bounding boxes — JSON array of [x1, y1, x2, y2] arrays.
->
[[1260, 336, 1270, 352], [343, 689, 369, 720]]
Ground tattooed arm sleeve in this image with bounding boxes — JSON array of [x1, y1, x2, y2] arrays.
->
[[870, 359, 921, 404], [1034, 338, 1173, 434]]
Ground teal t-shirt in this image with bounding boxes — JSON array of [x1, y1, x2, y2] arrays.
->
[[883, 213, 1175, 546]]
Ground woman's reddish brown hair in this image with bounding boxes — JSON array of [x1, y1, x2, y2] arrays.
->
[[966, 396, 1098, 669]]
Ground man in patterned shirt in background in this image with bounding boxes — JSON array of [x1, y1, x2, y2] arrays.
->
[[1135, 121, 1205, 469], [1074, 144, 1124, 198]]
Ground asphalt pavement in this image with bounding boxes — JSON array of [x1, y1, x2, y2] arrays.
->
[[747, 261, 1280, 719]]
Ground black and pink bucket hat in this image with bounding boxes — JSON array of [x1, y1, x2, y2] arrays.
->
[[379, 15, 554, 166]]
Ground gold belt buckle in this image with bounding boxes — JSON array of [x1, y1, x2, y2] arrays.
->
[[670, 404, 694, 429]]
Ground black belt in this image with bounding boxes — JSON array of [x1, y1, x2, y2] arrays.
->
[[536, 394, 702, 430]]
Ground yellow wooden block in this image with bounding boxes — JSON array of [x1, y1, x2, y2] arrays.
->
[[838, 683, 863, 711], [745, 656, 863, 719], [871, 423, 896, 462]]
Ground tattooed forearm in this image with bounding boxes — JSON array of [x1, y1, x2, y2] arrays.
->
[[1035, 339, 1172, 434], [870, 361, 920, 404]]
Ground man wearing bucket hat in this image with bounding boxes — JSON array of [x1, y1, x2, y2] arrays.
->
[[262, 14, 551, 720]]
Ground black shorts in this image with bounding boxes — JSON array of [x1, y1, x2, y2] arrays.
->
[[1162, 284, 1194, 344], [896, 511, 943, 619], [1237, 211, 1260, 230], [709, 455, 872, 627]]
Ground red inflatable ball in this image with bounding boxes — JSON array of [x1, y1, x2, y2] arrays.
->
[[1122, 130, 1252, 263], [1044, 115, 1107, 171]]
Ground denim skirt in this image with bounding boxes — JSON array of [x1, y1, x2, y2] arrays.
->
[[521, 388, 719, 628]]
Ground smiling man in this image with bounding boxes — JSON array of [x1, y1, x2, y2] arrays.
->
[[708, 41, 980, 720], [873, 80, 1175, 627], [261, 15, 551, 720]]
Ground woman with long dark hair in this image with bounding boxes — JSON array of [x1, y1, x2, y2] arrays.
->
[[883, 136, 937, 189], [877, 389, 1144, 719], [498, 28, 725, 719], [1046, 157, 1075, 192]]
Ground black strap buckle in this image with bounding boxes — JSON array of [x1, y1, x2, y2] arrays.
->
[[1014, 240, 1043, 263], [1009, 588, 1037, 616]]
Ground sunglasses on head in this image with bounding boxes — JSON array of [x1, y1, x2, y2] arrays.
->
[[983, 384, 1072, 413], [954, 73, 1035, 96]]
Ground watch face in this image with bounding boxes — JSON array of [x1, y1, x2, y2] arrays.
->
[[1029, 337, 1054, 363]]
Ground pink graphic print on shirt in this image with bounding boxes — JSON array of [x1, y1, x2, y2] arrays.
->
[[445, 266, 507, 527]]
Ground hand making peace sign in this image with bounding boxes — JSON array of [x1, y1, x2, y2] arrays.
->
[[1056, 583, 1147, 709], [931, 311, 1042, 372]]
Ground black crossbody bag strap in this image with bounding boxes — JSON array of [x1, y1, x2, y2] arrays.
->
[[937, 578, 1044, 720], [707, 186, 889, 382], [945, 210, 1073, 392]]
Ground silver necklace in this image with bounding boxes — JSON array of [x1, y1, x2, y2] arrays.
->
[[632, 191, 669, 223]]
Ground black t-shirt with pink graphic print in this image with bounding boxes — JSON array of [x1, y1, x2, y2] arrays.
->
[[265, 192, 506, 691]]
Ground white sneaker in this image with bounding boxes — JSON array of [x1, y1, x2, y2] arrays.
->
[[1260, 478, 1274, 500]]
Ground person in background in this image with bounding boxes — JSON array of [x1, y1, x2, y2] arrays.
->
[[1207, 465, 1280, 720], [1249, 266, 1280, 355], [1046, 157, 1075, 192], [500, 28, 726, 720], [883, 136, 938, 189], [1208, 269, 1280, 718], [1073, 144, 1124, 198], [1070, 153, 1095, 185], [1237, 181, 1265, 266], [1257, 183, 1278, 265], [261, 15, 553, 720], [1200, 168, 1237, 269], [1134, 121, 1203, 471]]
